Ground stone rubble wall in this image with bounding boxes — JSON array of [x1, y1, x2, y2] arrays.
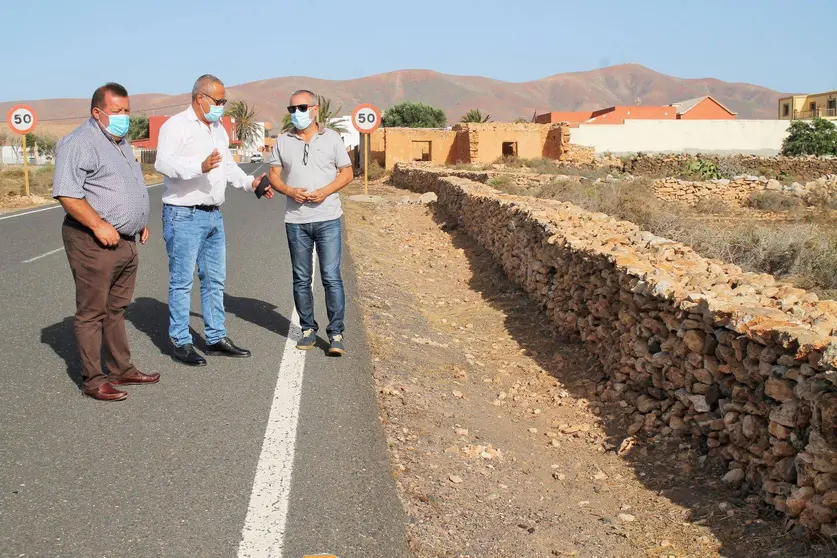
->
[[391, 163, 837, 536], [654, 175, 837, 207], [624, 154, 837, 182]]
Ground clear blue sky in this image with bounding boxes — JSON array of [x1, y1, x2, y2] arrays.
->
[[2, 0, 835, 102]]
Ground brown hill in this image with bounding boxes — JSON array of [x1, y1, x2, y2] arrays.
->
[[0, 64, 782, 137]]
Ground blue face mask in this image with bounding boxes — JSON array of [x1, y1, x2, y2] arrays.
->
[[291, 110, 312, 130], [204, 103, 225, 123], [102, 113, 130, 138]]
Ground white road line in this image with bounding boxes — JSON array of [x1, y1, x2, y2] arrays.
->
[[0, 182, 164, 223], [0, 204, 61, 221], [22, 247, 65, 263], [237, 253, 315, 558]]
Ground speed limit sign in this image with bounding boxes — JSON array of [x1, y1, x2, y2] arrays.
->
[[352, 104, 381, 134], [7, 105, 37, 135]]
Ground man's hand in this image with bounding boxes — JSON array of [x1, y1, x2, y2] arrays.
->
[[252, 173, 274, 199], [93, 221, 120, 247], [201, 149, 222, 173], [287, 187, 310, 204], [306, 187, 331, 204], [140, 227, 150, 245]]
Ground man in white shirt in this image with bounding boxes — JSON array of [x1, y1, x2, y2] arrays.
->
[[155, 74, 266, 367]]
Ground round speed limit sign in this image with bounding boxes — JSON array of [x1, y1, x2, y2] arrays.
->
[[352, 104, 382, 134], [7, 105, 37, 135]]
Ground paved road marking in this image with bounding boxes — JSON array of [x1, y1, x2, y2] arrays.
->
[[0, 204, 61, 221], [237, 253, 314, 557], [22, 247, 65, 263], [0, 182, 164, 222]]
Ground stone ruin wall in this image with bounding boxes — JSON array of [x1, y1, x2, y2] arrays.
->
[[652, 175, 837, 207], [624, 154, 837, 182], [391, 163, 837, 536]]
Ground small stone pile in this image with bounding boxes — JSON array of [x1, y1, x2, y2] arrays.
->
[[392, 163, 837, 536], [654, 175, 837, 207]]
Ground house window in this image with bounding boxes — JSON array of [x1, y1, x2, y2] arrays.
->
[[782, 103, 789, 117], [411, 141, 432, 162], [828, 99, 836, 115], [810, 101, 818, 116], [502, 142, 518, 157]]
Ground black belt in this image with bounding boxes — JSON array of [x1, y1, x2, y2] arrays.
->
[[166, 203, 219, 212], [64, 215, 136, 241]]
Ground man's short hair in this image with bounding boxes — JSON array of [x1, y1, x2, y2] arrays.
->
[[291, 89, 317, 104], [192, 74, 224, 100], [91, 83, 129, 112]]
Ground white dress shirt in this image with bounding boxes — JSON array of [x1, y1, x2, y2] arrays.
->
[[156, 105, 253, 206]]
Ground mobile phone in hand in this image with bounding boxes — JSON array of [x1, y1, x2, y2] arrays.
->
[[255, 175, 271, 199]]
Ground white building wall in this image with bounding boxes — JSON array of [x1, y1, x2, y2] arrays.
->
[[330, 116, 359, 149], [570, 119, 792, 156]]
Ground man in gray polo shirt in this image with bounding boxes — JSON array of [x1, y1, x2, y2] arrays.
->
[[267, 89, 353, 355], [53, 82, 159, 402]]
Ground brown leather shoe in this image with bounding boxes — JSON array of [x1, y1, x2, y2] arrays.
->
[[110, 370, 161, 385], [83, 382, 128, 402]]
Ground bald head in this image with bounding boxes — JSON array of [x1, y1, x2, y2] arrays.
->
[[192, 74, 224, 100]]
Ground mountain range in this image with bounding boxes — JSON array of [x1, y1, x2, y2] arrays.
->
[[0, 64, 783, 137]]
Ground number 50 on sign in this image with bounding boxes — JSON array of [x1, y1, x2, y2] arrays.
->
[[7, 105, 37, 135]]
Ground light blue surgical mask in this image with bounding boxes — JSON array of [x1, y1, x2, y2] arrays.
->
[[101, 112, 130, 138], [291, 110, 312, 130], [205, 104, 225, 123]]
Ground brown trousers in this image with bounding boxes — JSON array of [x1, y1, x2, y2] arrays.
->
[[63, 220, 139, 390]]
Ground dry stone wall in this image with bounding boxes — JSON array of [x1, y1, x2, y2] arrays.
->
[[654, 175, 837, 207], [391, 164, 837, 536], [624, 154, 837, 182]]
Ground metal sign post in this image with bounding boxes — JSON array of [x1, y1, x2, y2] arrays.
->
[[351, 104, 382, 196], [6, 105, 38, 197]]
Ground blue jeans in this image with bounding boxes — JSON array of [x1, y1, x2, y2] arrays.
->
[[162, 205, 227, 347], [286, 218, 345, 336]]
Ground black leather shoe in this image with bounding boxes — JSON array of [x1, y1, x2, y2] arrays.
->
[[172, 344, 207, 367], [206, 337, 251, 358]]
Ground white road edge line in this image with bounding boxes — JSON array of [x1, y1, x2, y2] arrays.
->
[[237, 252, 315, 558], [0, 182, 164, 222], [22, 247, 65, 264]]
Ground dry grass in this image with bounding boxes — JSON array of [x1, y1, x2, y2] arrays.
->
[[0, 165, 55, 197], [497, 176, 837, 298]]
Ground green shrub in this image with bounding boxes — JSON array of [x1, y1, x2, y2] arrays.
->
[[486, 174, 512, 188], [781, 118, 837, 156]]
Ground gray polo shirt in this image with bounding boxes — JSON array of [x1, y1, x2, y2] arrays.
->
[[269, 125, 351, 224], [53, 118, 150, 236]]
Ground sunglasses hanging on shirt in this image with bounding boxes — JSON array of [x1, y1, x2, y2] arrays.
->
[[303, 144, 309, 165]]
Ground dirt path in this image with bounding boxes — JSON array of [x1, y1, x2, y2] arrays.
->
[[342, 180, 832, 558]]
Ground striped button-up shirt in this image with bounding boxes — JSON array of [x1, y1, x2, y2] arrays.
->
[[52, 118, 150, 236]]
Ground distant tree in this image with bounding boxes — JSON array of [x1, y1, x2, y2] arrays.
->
[[127, 115, 149, 141], [25, 133, 57, 156], [382, 101, 447, 128], [227, 101, 261, 147], [781, 118, 837, 156], [460, 109, 491, 123], [281, 95, 348, 133], [512, 117, 530, 124]]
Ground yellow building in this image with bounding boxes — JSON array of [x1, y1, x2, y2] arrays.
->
[[778, 90, 837, 120]]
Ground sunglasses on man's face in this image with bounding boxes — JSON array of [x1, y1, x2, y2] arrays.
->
[[287, 104, 317, 114], [202, 92, 228, 106]]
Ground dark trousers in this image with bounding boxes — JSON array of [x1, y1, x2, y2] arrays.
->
[[62, 219, 139, 390]]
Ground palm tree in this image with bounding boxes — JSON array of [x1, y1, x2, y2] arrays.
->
[[281, 95, 348, 133], [227, 101, 261, 148], [460, 109, 491, 123]]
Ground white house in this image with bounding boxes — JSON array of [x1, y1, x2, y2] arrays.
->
[[330, 116, 359, 149]]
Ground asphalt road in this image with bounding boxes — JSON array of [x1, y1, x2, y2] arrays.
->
[[0, 163, 409, 558]]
